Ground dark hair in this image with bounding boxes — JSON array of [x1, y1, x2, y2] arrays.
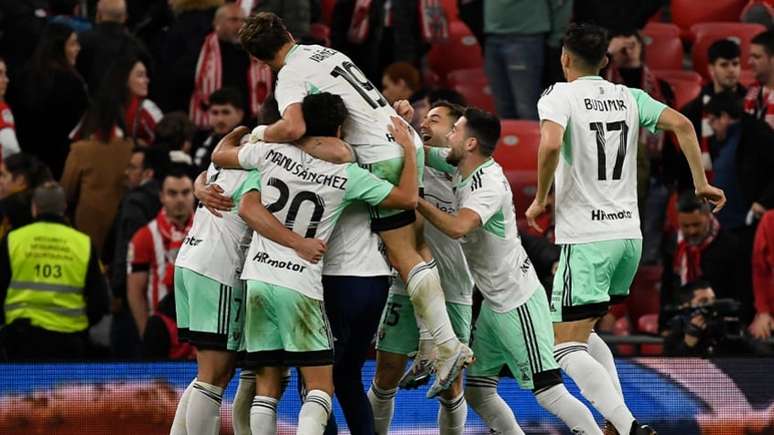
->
[[260, 94, 282, 125], [133, 146, 170, 181], [80, 56, 143, 141], [163, 164, 193, 186], [678, 279, 713, 305], [677, 190, 711, 214], [705, 91, 744, 119], [155, 112, 195, 151], [427, 88, 467, 106], [26, 22, 76, 98], [708, 39, 741, 64], [751, 30, 774, 56], [239, 12, 292, 61], [50, 0, 79, 15], [302, 92, 348, 137], [463, 107, 500, 156], [383, 62, 421, 92], [563, 23, 610, 69], [208, 87, 245, 111], [4, 153, 53, 189], [431, 100, 465, 121]]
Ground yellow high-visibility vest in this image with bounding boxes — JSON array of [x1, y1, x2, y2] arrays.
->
[[5, 221, 90, 333]]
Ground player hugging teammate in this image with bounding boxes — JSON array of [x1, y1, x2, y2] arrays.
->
[[170, 14, 727, 435]]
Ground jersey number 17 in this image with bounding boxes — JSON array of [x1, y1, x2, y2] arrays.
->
[[589, 121, 630, 181]]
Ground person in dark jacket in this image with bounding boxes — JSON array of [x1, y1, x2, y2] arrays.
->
[[8, 22, 89, 180], [109, 146, 168, 358], [0, 153, 53, 239], [0, 182, 110, 361], [75, 0, 152, 93], [0, 0, 51, 76]]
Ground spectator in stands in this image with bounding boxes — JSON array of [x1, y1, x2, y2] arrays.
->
[[75, 0, 151, 93], [665, 192, 742, 306], [246, 0, 312, 38], [683, 40, 747, 177], [0, 154, 53, 239], [127, 168, 193, 337], [191, 87, 245, 173], [49, 0, 93, 33], [109, 147, 169, 358], [381, 62, 425, 127], [154, 112, 196, 176], [746, 30, 774, 129], [330, 0, 386, 83], [9, 22, 88, 180], [0, 0, 50, 76], [573, 0, 664, 35], [0, 58, 20, 161], [751, 210, 774, 340], [483, 0, 571, 119], [0, 182, 110, 361], [190, 3, 271, 128], [158, 0, 222, 112], [72, 56, 163, 146], [142, 292, 194, 359]]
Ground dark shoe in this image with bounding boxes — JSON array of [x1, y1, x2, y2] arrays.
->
[[603, 421, 619, 435], [630, 422, 657, 435]]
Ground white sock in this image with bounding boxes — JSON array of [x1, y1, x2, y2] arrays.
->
[[405, 261, 457, 356], [438, 392, 467, 435], [250, 395, 278, 435], [534, 384, 602, 434], [233, 370, 256, 435], [186, 381, 223, 435], [587, 332, 623, 399], [297, 389, 332, 435], [464, 377, 524, 435], [554, 342, 634, 434], [367, 381, 397, 435], [170, 378, 196, 435]]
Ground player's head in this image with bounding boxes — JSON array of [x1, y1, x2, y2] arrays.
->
[[561, 23, 609, 79], [208, 87, 245, 134], [705, 90, 743, 141], [239, 12, 294, 71], [749, 30, 774, 84], [708, 39, 741, 91], [677, 190, 713, 245], [160, 166, 194, 222], [446, 107, 500, 165], [420, 100, 464, 148], [302, 92, 349, 138]]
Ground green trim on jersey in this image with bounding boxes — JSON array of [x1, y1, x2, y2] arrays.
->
[[482, 209, 506, 238], [426, 147, 456, 174], [343, 163, 394, 205], [576, 75, 604, 81], [230, 169, 262, 211], [628, 88, 668, 133], [561, 123, 573, 165]]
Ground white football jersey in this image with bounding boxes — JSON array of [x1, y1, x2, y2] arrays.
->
[[391, 166, 474, 305], [537, 76, 667, 244], [276, 44, 421, 164], [237, 142, 395, 300], [427, 150, 543, 313], [323, 202, 390, 277], [175, 165, 255, 287]]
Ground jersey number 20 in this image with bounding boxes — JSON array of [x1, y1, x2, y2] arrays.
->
[[589, 121, 629, 181], [265, 178, 325, 238], [330, 61, 387, 109]]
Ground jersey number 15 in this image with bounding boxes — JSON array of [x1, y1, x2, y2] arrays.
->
[[589, 121, 629, 181]]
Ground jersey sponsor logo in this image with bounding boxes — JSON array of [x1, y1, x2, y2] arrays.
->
[[519, 256, 532, 274], [182, 236, 203, 247], [266, 149, 348, 190], [584, 98, 627, 112], [590, 208, 634, 221], [252, 251, 307, 273]]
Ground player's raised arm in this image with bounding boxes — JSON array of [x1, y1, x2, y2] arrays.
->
[[252, 103, 307, 143], [211, 126, 250, 168], [656, 107, 726, 212], [526, 119, 564, 232], [377, 117, 419, 210]]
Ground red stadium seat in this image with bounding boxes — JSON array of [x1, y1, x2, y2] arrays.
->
[[625, 265, 662, 327], [691, 22, 767, 80], [320, 0, 336, 26], [740, 68, 758, 87], [452, 82, 496, 113], [440, 0, 459, 20], [447, 67, 488, 88], [659, 75, 702, 109], [671, 0, 748, 38], [493, 120, 540, 215], [654, 69, 703, 85], [643, 22, 681, 38], [641, 29, 685, 70], [427, 21, 483, 84]]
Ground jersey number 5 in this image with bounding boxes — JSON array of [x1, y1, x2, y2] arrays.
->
[[589, 121, 629, 181], [330, 61, 387, 109], [265, 178, 326, 238]]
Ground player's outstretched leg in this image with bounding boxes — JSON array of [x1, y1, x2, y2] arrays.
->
[[531, 371, 602, 434], [465, 377, 525, 435]]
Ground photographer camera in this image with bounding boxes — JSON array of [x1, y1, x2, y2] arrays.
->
[[664, 280, 751, 356]]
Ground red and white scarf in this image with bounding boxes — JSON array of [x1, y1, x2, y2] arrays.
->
[[190, 32, 273, 128], [674, 215, 720, 285]]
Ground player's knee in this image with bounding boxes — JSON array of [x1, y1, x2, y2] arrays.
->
[[531, 369, 563, 394]]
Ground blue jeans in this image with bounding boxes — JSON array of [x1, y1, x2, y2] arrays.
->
[[484, 33, 545, 119]]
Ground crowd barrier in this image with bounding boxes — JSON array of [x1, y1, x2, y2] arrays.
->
[[0, 358, 772, 434]]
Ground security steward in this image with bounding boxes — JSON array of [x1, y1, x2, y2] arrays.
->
[[0, 182, 109, 360]]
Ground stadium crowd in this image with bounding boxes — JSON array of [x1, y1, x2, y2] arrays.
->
[[0, 0, 772, 363]]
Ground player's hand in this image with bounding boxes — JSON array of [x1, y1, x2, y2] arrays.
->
[[294, 238, 327, 264], [387, 116, 414, 151], [394, 100, 414, 123], [222, 125, 250, 147], [525, 199, 546, 233], [695, 184, 726, 213], [749, 313, 773, 340], [195, 183, 233, 217]]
